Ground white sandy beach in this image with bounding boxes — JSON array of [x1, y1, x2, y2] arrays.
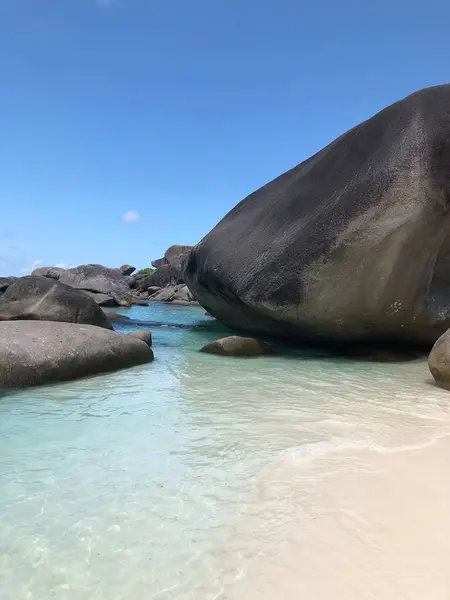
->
[[226, 434, 450, 600]]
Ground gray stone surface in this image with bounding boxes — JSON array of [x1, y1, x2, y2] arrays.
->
[[0, 276, 113, 329], [58, 264, 132, 306], [429, 328, 450, 390], [120, 264, 136, 276], [0, 321, 153, 389], [128, 330, 152, 347], [186, 85, 450, 346], [82, 291, 116, 307], [200, 336, 273, 357]]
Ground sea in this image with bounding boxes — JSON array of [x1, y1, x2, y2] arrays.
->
[[1, 303, 450, 600]]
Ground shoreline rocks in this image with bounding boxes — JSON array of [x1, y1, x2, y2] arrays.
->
[[0, 276, 113, 329], [0, 321, 153, 390]]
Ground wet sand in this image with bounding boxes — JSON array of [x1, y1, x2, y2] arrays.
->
[[226, 434, 450, 600]]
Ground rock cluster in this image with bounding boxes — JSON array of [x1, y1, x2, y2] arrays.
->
[[0, 274, 154, 390]]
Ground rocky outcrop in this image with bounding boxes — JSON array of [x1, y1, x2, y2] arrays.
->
[[139, 245, 193, 289], [120, 264, 136, 276], [149, 283, 196, 305], [0, 321, 153, 389], [32, 264, 132, 306], [200, 336, 273, 357], [0, 276, 113, 329], [82, 291, 116, 307], [429, 329, 450, 390], [186, 85, 450, 346]]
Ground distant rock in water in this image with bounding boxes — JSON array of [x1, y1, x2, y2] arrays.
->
[[0, 276, 113, 329], [186, 85, 450, 346], [200, 336, 273, 357], [0, 321, 153, 389]]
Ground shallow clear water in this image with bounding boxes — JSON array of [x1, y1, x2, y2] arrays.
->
[[1, 304, 450, 599]]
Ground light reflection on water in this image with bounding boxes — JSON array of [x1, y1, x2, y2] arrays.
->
[[0, 304, 449, 599]]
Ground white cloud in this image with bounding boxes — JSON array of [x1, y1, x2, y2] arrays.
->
[[21, 259, 41, 273], [54, 262, 74, 269], [123, 210, 140, 224]]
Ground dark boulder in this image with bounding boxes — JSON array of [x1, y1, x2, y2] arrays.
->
[[200, 336, 273, 357], [0, 321, 153, 389], [129, 273, 147, 289], [0, 276, 17, 293], [147, 286, 161, 296], [186, 85, 450, 346], [128, 330, 152, 347], [57, 264, 132, 306], [149, 285, 177, 302], [131, 294, 149, 306], [120, 264, 136, 276], [141, 245, 193, 289], [151, 245, 193, 269], [32, 266, 66, 280], [104, 311, 131, 324], [0, 276, 113, 329], [82, 291, 116, 307]]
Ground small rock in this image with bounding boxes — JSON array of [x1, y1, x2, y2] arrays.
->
[[120, 264, 136, 276], [429, 329, 450, 390], [200, 336, 273, 357], [128, 330, 152, 347]]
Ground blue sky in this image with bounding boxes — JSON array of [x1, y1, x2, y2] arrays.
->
[[1, 0, 449, 274]]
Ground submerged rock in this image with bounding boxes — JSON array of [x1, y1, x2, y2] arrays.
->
[[429, 329, 450, 390], [0, 276, 113, 329], [200, 336, 273, 357], [128, 330, 152, 347], [0, 321, 153, 389], [104, 311, 131, 324], [186, 85, 450, 346]]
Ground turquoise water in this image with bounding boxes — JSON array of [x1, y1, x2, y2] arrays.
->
[[1, 304, 450, 599]]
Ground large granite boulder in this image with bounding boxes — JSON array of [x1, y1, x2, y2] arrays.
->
[[55, 264, 132, 306], [0, 321, 153, 389], [186, 85, 450, 346], [0, 276, 113, 329]]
